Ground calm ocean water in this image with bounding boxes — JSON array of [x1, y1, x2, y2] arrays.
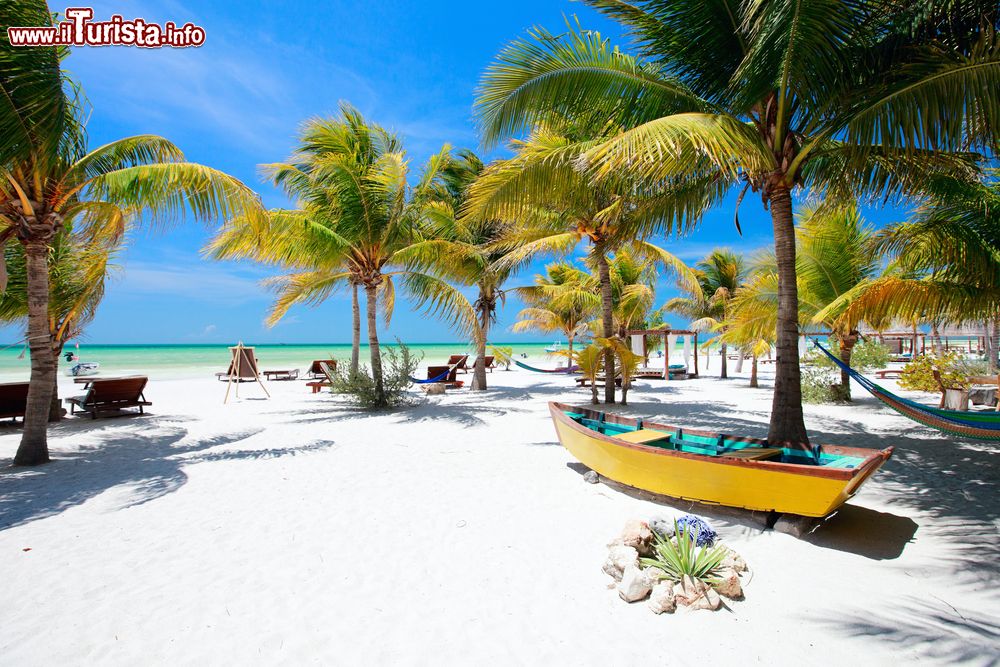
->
[[0, 342, 558, 380], [0, 336, 716, 381]]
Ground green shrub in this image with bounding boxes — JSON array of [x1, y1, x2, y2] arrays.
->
[[489, 345, 513, 370], [899, 350, 990, 392], [639, 520, 728, 585], [801, 338, 890, 403], [329, 343, 422, 409]]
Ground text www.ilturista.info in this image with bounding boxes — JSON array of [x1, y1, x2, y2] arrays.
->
[[7, 7, 205, 48]]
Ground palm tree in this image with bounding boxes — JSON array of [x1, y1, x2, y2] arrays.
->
[[575, 344, 605, 404], [512, 262, 596, 363], [727, 206, 886, 400], [208, 106, 477, 406], [474, 3, 997, 444], [665, 249, 747, 378], [607, 250, 658, 339], [409, 149, 515, 391], [464, 122, 708, 404], [718, 272, 781, 389], [0, 229, 120, 418], [820, 173, 1000, 371], [1, 3, 263, 464]]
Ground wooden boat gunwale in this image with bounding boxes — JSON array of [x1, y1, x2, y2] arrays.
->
[[550, 402, 893, 482]]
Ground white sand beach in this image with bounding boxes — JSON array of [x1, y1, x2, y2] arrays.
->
[[0, 363, 996, 665]]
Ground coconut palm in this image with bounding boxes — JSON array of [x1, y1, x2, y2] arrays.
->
[[464, 122, 709, 404], [0, 229, 120, 418], [474, 3, 997, 443], [408, 149, 514, 391], [1, 2, 263, 465], [665, 249, 747, 378], [575, 343, 605, 404], [512, 262, 597, 364], [820, 173, 1000, 371], [207, 106, 477, 406]]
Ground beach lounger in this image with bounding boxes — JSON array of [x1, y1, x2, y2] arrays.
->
[[307, 362, 337, 394], [447, 355, 470, 374], [66, 376, 151, 419], [874, 369, 903, 379], [0, 382, 30, 423], [215, 353, 263, 382], [423, 365, 462, 389], [307, 359, 337, 379], [470, 356, 496, 373]]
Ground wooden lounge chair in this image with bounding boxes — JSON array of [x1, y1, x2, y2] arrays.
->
[[307, 359, 337, 379], [0, 382, 30, 423], [263, 369, 299, 381], [447, 355, 470, 374], [470, 356, 496, 373], [66, 376, 151, 419], [425, 365, 462, 389], [307, 362, 337, 394], [874, 369, 904, 379]]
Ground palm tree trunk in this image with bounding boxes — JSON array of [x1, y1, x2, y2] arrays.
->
[[767, 186, 809, 446], [472, 296, 489, 391], [750, 354, 759, 388], [991, 317, 1000, 374], [363, 282, 384, 405], [834, 331, 859, 402], [14, 241, 55, 466], [350, 282, 360, 375], [594, 249, 616, 404], [567, 334, 574, 368], [720, 342, 728, 379]]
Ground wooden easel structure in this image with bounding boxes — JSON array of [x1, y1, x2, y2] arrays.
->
[[224, 342, 270, 403]]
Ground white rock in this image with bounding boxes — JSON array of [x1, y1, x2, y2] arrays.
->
[[617, 564, 655, 602], [649, 515, 675, 540], [647, 581, 677, 614], [621, 519, 654, 556], [673, 574, 708, 606], [583, 470, 600, 484], [720, 547, 748, 573], [715, 570, 743, 600], [424, 383, 446, 395], [602, 545, 639, 581]]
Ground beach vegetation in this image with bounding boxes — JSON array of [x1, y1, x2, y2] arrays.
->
[[329, 343, 421, 410], [898, 350, 991, 393], [575, 344, 605, 404], [207, 105, 479, 408], [665, 249, 747, 379], [474, 1, 997, 445], [512, 262, 596, 365], [640, 520, 728, 585], [489, 345, 514, 370]]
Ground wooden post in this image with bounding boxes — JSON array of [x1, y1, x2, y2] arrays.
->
[[693, 332, 699, 377], [663, 329, 669, 381]]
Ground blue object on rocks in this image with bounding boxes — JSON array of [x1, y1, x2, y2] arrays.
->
[[676, 515, 717, 547]]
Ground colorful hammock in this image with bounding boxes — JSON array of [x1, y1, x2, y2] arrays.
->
[[813, 341, 1000, 440], [514, 360, 578, 374]]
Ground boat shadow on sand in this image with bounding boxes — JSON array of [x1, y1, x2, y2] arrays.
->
[[0, 416, 337, 532], [559, 397, 997, 570]]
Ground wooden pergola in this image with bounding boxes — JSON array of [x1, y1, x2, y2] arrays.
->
[[626, 327, 699, 379]]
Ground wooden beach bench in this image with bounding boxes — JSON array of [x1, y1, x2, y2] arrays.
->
[[0, 382, 30, 423], [874, 369, 903, 379], [263, 369, 299, 381], [470, 356, 496, 373], [306, 362, 337, 394], [66, 376, 151, 419]]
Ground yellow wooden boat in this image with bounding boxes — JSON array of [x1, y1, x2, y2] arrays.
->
[[550, 402, 893, 517]]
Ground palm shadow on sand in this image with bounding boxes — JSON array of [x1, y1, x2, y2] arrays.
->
[[0, 416, 336, 531]]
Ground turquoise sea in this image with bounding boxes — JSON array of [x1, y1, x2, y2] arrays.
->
[[0, 342, 561, 380]]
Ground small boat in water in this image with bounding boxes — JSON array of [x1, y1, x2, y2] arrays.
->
[[544, 342, 563, 353], [549, 402, 892, 517]]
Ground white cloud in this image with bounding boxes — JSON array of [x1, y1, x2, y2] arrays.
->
[[109, 260, 269, 305]]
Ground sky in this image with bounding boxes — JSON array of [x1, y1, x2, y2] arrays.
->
[[4, 0, 910, 345]]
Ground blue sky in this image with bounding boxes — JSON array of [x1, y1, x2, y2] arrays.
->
[[5, 1, 909, 344]]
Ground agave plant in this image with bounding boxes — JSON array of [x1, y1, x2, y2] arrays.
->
[[640, 520, 728, 585]]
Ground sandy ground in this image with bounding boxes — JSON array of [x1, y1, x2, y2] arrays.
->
[[0, 359, 997, 665]]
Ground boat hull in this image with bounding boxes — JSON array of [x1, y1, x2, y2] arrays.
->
[[550, 403, 892, 517]]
